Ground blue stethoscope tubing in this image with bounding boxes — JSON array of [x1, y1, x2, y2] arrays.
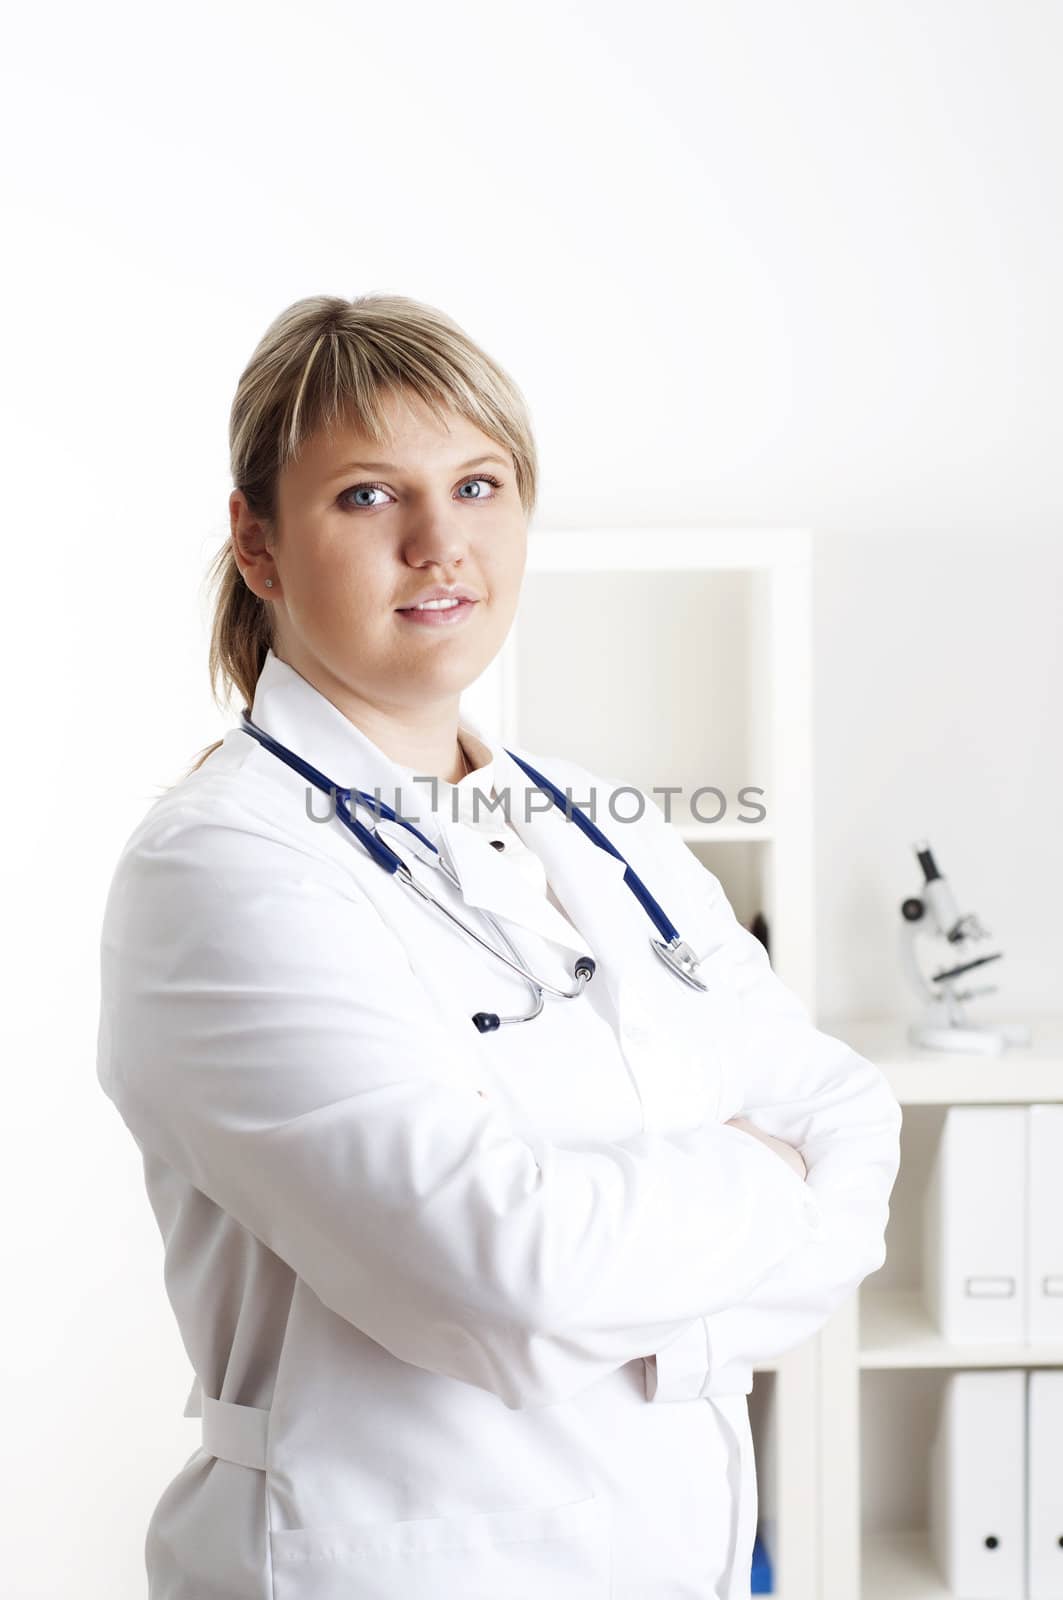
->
[[238, 710, 710, 1031]]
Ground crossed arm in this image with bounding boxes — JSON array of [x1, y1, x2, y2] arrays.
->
[[645, 885, 902, 1400]]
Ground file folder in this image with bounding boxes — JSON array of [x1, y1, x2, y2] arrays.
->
[[1026, 1105, 1063, 1343], [929, 1369, 1025, 1598], [924, 1107, 1026, 1343], [1027, 1370, 1063, 1600]]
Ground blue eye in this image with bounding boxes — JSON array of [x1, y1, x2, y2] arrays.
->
[[339, 474, 503, 510], [456, 475, 503, 499], [343, 484, 391, 508]]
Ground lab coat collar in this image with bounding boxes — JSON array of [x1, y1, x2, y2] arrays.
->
[[441, 742, 654, 1009], [245, 650, 638, 991], [434, 762, 635, 963]]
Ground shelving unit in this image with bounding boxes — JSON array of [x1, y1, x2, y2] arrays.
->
[[462, 527, 818, 1598], [820, 1016, 1063, 1600]]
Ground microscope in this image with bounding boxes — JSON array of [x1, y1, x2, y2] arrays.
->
[[900, 839, 1031, 1056]]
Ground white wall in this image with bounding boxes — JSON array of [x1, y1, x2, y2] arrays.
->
[[3, 1, 1059, 1593], [814, 528, 1062, 1021]]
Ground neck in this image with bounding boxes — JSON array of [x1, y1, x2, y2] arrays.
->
[[352, 708, 474, 786], [275, 649, 481, 784]]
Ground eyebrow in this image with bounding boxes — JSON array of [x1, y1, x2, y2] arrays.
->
[[327, 452, 511, 481]]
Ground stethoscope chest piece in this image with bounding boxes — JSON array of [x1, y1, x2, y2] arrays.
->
[[651, 936, 710, 992]]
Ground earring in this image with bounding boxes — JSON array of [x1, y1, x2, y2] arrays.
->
[[265, 579, 274, 589]]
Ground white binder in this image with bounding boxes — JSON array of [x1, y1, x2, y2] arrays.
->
[[1027, 1369, 1063, 1599], [929, 1369, 1025, 1599], [924, 1107, 1027, 1343], [1026, 1105, 1063, 1342]]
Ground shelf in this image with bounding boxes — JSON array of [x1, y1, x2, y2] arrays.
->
[[862, 1531, 947, 1600], [819, 1016, 1063, 1104], [860, 1289, 1063, 1369]]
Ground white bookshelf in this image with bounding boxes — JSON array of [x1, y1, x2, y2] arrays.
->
[[463, 526, 819, 1599], [819, 1016, 1063, 1600]]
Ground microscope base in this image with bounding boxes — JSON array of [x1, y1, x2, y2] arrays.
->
[[908, 1019, 1033, 1056]]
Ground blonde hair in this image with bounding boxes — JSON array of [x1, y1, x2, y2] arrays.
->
[[183, 292, 538, 779]]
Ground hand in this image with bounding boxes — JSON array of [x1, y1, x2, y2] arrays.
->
[[726, 1116, 807, 1182]]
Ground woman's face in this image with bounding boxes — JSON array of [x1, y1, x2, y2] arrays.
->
[[232, 387, 528, 716]]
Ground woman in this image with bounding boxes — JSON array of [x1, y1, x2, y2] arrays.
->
[[97, 292, 902, 1600]]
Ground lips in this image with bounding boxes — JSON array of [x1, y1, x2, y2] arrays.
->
[[396, 585, 481, 609], [396, 597, 478, 628]]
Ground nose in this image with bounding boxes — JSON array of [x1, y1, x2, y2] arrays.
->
[[401, 510, 471, 574]]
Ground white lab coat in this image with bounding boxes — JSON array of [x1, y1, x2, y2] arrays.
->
[[96, 648, 902, 1600]]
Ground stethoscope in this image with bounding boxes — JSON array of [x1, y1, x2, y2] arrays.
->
[[239, 710, 710, 1033]]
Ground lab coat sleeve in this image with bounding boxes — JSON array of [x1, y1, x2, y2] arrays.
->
[[640, 820, 902, 1402], [96, 802, 825, 1413]]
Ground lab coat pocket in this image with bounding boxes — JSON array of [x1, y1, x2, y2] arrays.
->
[[268, 1491, 612, 1600]]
